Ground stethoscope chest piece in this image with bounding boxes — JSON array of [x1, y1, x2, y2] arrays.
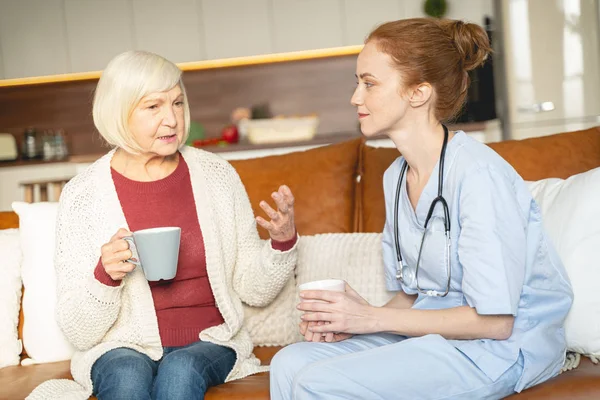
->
[[396, 262, 414, 286]]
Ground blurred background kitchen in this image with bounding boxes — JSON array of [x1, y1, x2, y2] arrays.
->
[[0, 0, 599, 210]]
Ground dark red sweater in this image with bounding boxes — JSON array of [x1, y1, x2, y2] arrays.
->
[[94, 156, 297, 347]]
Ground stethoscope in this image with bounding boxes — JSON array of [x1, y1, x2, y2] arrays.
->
[[394, 124, 452, 297]]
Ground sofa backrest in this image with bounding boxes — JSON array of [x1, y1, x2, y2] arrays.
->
[[230, 138, 362, 238], [0, 211, 18, 230], [0, 211, 24, 357], [487, 126, 600, 180], [358, 126, 600, 232]]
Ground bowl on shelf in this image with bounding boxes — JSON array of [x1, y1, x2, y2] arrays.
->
[[238, 116, 319, 145]]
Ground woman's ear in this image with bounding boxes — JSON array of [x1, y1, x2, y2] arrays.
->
[[408, 83, 433, 108]]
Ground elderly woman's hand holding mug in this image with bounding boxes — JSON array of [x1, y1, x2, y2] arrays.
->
[[100, 228, 136, 280], [256, 185, 296, 241]]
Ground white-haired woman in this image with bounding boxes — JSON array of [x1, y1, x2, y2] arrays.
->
[[27, 51, 298, 400]]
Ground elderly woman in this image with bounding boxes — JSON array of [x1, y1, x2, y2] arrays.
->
[[28, 51, 298, 400]]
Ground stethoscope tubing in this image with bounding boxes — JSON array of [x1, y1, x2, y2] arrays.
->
[[393, 125, 452, 297]]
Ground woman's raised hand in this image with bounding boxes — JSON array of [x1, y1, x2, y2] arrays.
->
[[256, 185, 296, 242]]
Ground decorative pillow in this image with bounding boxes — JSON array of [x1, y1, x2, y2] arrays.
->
[[527, 167, 600, 356], [244, 233, 394, 347], [0, 228, 23, 369], [11, 202, 75, 365]]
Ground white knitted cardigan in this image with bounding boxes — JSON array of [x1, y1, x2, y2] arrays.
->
[[27, 146, 298, 400]]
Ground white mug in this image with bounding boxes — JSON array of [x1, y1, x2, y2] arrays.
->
[[298, 279, 346, 302]]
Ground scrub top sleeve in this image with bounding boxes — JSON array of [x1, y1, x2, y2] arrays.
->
[[458, 167, 527, 316]]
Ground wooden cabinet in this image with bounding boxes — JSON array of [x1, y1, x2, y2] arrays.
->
[[132, 0, 205, 63], [271, 0, 344, 52], [201, 0, 272, 59], [343, 0, 402, 45], [0, 0, 69, 79], [402, 0, 493, 23], [499, 0, 600, 134], [0, 0, 497, 80], [64, 0, 134, 73], [0, 39, 4, 79]]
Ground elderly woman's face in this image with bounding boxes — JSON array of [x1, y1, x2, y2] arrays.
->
[[129, 85, 185, 156]]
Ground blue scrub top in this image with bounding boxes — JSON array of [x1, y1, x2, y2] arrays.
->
[[382, 131, 573, 391]]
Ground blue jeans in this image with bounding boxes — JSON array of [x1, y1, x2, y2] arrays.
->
[[91, 341, 236, 400]]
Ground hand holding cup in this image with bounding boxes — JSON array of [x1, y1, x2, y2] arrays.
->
[[100, 228, 136, 281]]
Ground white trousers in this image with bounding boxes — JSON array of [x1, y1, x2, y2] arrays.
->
[[270, 333, 522, 400]]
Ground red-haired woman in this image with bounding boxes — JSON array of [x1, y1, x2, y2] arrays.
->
[[270, 18, 572, 399]]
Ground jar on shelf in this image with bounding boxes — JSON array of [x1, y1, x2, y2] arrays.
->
[[21, 127, 40, 159]]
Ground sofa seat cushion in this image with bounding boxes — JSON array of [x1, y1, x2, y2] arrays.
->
[[205, 372, 270, 400], [0, 360, 76, 400], [0, 347, 599, 399], [205, 347, 279, 399], [506, 358, 600, 399], [2, 355, 597, 400]]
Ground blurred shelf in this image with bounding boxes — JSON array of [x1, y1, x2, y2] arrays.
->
[[0, 121, 499, 168], [0, 158, 70, 168]]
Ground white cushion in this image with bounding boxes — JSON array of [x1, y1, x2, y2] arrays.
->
[[295, 233, 394, 307], [244, 233, 393, 346], [527, 167, 600, 356], [11, 202, 75, 365], [0, 228, 23, 369]]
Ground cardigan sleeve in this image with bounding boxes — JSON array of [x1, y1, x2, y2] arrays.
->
[[54, 180, 124, 351], [229, 167, 298, 307]]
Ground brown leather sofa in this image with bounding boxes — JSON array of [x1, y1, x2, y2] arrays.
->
[[1, 126, 599, 400]]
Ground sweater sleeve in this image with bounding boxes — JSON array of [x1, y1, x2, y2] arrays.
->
[[271, 232, 298, 251], [229, 167, 298, 307], [94, 258, 122, 287], [54, 182, 124, 351]]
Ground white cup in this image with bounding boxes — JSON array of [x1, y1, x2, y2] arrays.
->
[[298, 279, 345, 302]]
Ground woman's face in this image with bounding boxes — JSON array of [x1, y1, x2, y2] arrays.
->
[[128, 85, 185, 156], [351, 41, 410, 137]]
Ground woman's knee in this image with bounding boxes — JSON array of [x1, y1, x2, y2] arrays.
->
[[158, 350, 202, 381], [270, 342, 322, 381], [156, 344, 236, 393], [293, 364, 330, 397], [92, 348, 155, 399], [155, 349, 213, 395], [154, 350, 215, 399]]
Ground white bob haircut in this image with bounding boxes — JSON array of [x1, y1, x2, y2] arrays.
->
[[93, 50, 190, 154]]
